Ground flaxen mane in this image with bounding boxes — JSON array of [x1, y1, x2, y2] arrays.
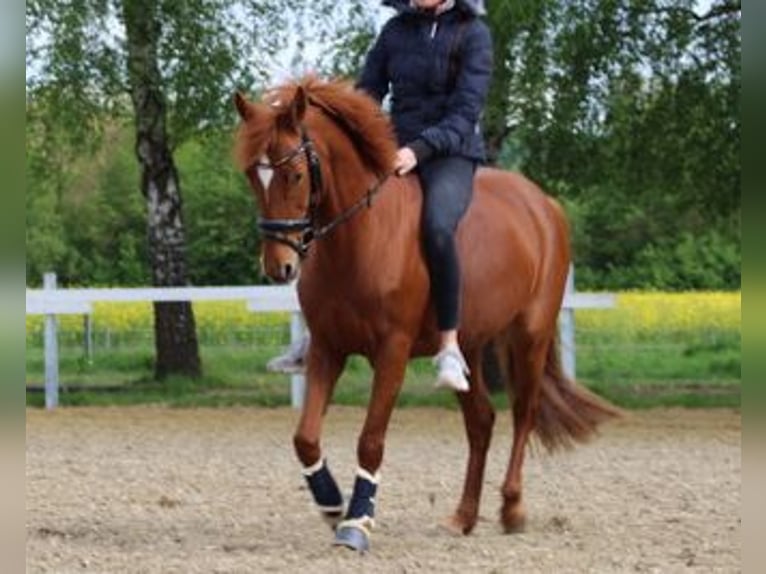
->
[[235, 76, 397, 177]]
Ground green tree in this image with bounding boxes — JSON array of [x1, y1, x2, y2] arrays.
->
[[483, 0, 740, 290], [60, 124, 148, 286], [25, 96, 72, 284], [276, 0, 379, 79], [121, 0, 203, 378], [177, 133, 261, 285], [26, 0, 376, 377], [26, 0, 288, 379]]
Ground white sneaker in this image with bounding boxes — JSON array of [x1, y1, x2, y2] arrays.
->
[[433, 346, 470, 392], [267, 335, 309, 374]]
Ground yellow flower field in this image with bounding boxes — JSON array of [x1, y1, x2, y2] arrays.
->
[[577, 291, 740, 341], [26, 292, 741, 345], [26, 301, 291, 344]]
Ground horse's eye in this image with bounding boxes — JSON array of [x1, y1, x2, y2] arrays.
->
[[292, 172, 304, 185]]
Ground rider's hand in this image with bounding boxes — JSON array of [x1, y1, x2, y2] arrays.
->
[[394, 147, 418, 175]]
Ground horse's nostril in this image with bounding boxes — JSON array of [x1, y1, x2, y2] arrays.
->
[[284, 263, 293, 280]]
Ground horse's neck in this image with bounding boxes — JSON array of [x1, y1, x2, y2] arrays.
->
[[313, 154, 423, 285]]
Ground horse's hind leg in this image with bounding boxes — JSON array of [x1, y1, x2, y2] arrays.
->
[[293, 343, 347, 528], [500, 327, 550, 533], [445, 347, 495, 535]]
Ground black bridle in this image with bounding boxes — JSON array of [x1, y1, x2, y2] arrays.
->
[[247, 126, 392, 258], [247, 128, 323, 258]]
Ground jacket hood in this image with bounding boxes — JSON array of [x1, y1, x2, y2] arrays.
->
[[382, 0, 486, 16]]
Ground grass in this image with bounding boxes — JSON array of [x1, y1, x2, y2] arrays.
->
[[26, 292, 740, 409], [26, 338, 740, 410]]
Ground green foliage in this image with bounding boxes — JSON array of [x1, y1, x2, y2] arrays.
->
[[176, 133, 262, 285], [26, 119, 149, 286], [26, 97, 83, 284], [62, 125, 149, 285], [26, 121, 264, 286], [616, 229, 740, 290], [25, 0, 303, 146], [277, 0, 379, 79], [26, 0, 374, 287], [486, 0, 740, 290], [25, 0, 740, 291], [565, 191, 740, 290]]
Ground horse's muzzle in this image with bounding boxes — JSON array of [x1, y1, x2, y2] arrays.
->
[[264, 259, 299, 284]]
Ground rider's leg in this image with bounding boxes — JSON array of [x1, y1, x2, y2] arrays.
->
[[418, 156, 476, 392]]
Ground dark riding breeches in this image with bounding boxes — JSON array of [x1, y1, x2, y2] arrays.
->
[[418, 156, 476, 332]]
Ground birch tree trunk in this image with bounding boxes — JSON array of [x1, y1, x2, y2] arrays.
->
[[123, 0, 201, 379]]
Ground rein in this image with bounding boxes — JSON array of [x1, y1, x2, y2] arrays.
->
[[249, 109, 394, 258], [308, 172, 392, 243]]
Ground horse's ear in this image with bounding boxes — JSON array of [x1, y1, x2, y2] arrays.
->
[[234, 91, 254, 121], [278, 85, 308, 130], [293, 85, 308, 124]]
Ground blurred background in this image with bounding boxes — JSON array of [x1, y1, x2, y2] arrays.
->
[[24, 0, 740, 408]]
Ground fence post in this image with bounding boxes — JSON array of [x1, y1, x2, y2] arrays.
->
[[83, 314, 93, 364], [289, 312, 306, 409], [43, 272, 59, 410], [559, 264, 576, 381]]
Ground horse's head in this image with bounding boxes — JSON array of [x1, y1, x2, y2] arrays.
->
[[235, 77, 397, 284], [234, 86, 318, 283]]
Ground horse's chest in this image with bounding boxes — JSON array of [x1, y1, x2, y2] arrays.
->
[[305, 295, 379, 352], [299, 277, 421, 355]]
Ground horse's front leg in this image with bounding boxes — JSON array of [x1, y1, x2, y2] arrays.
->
[[293, 342, 347, 528], [333, 334, 412, 552]]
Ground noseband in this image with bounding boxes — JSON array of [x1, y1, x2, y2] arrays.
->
[[248, 126, 391, 258]]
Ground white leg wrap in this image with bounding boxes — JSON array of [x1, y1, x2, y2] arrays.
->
[[337, 515, 375, 535], [302, 458, 325, 476], [356, 466, 380, 484]]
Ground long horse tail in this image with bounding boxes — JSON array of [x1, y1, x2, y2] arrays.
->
[[533, 338, 622, 452]]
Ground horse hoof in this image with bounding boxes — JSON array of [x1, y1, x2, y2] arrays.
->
[[333, 525, 370, 553], [500, 505, 527, 534], [441, 514, 475, 536], [502, 519, 527, 534]]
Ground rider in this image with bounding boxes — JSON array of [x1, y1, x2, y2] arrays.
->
[[269, 0, 493, 393]]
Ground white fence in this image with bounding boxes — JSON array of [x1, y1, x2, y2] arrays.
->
[[26, 267, 614, 410]]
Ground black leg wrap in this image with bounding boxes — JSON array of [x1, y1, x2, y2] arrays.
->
[[303, 460, 343, 516], [345, 474, 377, 520], [333, 471, 378, 552]]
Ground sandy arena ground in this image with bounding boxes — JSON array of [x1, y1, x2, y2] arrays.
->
[[27, 406, 741, 573]]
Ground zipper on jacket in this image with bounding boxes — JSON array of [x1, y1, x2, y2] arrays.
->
[[430, 21, 438, 39]]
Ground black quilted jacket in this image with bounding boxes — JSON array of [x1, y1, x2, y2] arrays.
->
[[357, 0, 493, 163]]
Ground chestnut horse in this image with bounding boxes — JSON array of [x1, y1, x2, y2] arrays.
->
[[234, 77, 619, 552]]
